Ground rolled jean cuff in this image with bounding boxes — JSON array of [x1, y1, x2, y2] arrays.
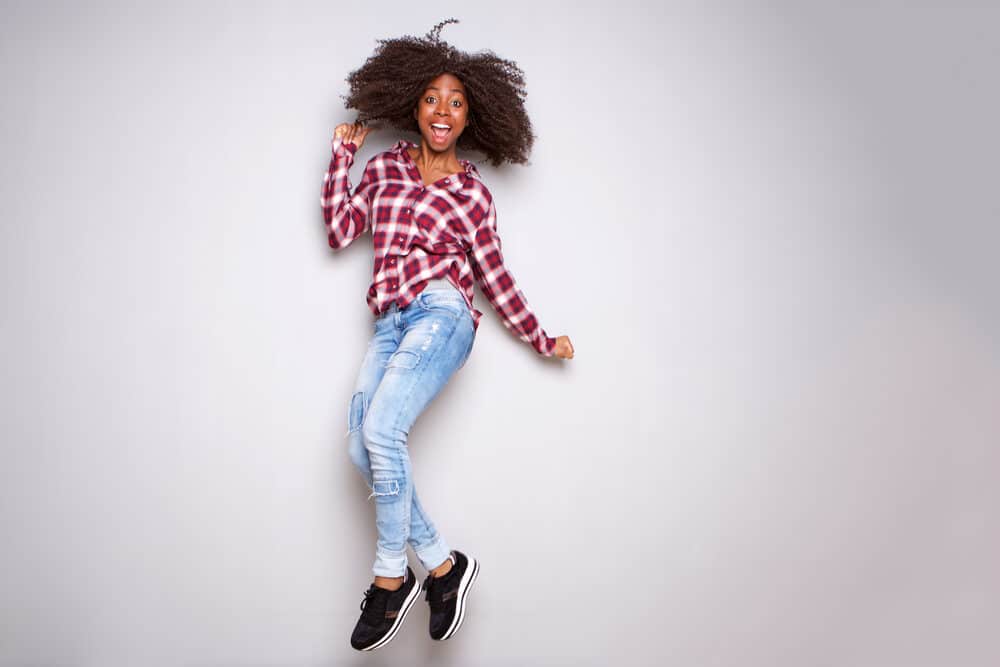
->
[[414, 535, 451, 573], [373, 548, 408, 578]]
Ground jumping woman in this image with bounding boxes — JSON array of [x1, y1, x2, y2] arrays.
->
[[320, 18, 574, 651]]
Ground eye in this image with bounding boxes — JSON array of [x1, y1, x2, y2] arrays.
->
[[451, 99, 462, 107], [425, 96, 436, 104]]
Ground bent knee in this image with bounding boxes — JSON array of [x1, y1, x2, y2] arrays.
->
[[346, 391, 371, 472], [347, 431, 368, 472], [360, 405, 406, 449], [360, 412, 387, 447]]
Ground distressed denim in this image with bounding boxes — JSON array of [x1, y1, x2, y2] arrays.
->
[[346, 282, 475, 578]]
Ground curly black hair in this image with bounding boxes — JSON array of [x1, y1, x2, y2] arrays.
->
[[341, 18, 534, 167]]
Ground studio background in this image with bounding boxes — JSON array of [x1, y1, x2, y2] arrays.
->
[[2, 1, 998, 666]]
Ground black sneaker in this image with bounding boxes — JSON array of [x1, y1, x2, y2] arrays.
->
[[422, 550, 479, 640], [350, 566, 421, 651]]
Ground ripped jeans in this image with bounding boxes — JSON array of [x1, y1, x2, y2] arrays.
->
[[346, 281, 475, 578]]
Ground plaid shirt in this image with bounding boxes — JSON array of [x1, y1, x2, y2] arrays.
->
[[321, 136, 556, 356]]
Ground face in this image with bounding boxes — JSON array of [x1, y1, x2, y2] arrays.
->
[[412, 72, 469, 153]]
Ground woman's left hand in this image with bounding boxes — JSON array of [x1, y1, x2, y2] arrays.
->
[[553, 335, 574, 359]]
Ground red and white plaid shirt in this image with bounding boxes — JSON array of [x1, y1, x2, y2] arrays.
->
[[321, 136, 556, 356]]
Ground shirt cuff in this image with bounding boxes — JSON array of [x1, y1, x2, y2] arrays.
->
[[331, 135, 359, 158], [536, 334, 557, 357]]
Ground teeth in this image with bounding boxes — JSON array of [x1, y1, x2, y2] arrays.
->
[[431, 124, 451, 129]]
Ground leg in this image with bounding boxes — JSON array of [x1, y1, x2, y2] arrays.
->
[[347, 314, 450, 566], [362, 293, 475, 578]]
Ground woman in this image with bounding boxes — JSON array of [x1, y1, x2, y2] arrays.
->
[[320, 19, 574, 651]]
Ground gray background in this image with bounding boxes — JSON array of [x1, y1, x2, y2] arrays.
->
[[2, 1, 998, 665]]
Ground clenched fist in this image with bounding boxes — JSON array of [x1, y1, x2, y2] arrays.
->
[[553, 335, 575, 359], [334, 122, 372, 150]]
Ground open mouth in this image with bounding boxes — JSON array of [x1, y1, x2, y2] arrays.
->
[[430, 123, 452, 142]]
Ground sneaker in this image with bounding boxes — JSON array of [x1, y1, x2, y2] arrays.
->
[[350, 566, 421, 651], [422, 550, 480, 640]]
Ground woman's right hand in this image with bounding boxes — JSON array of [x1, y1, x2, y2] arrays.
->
[[334, 122, 372, 150]]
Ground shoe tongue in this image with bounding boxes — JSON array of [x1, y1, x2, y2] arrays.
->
[[367, 586, 392, 604]]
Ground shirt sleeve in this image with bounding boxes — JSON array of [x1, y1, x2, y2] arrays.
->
[[320, 135, 375, 249], [469, 195, 557, 357]]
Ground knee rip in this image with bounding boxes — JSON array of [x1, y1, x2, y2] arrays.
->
[[346, 391, 365, 437], [367, 479, 400, 501]]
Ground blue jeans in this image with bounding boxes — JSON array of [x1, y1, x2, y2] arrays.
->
[[346, 281, 476, 578]]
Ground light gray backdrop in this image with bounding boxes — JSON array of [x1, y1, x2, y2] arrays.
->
[[2, 1, 998, 666]]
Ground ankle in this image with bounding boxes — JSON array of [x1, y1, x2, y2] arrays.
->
[[374, 575, 404, 591], [430, 557, 453, 578]]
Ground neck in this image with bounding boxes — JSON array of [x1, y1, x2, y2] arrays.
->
[[414, 141, 460, 170]]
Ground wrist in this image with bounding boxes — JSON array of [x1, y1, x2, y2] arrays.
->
[[331, 136, 359, 157]]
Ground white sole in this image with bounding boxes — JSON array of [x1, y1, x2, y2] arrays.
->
[[362, 578, 421, 651], [438, 556, 479, 640]]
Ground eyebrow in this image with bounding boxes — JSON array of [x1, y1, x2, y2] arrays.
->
[[425, 86, 466, 96]]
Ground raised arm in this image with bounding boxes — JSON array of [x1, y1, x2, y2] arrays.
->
[[320, 130, 376, 249], [469, 196, 558, 357]]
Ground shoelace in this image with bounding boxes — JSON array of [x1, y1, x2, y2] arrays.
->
[[359, 585, 391, 625]]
